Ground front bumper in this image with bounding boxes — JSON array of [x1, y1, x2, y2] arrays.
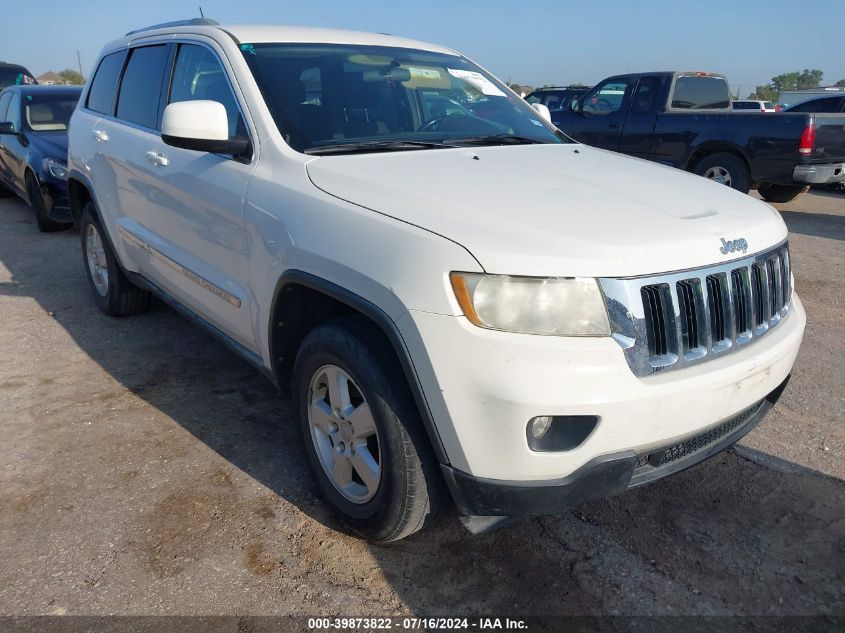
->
[[441, 378, 786, 516], [40, 177, 71, 222], [399, 293, 804, 484], [793, 162, 845, 184]]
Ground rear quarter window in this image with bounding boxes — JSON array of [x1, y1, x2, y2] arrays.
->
[[671, 75, 730, 109], [87, 51, 127, 115]]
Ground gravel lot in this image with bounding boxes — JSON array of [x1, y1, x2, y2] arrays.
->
[[0, 188, 843, 618]]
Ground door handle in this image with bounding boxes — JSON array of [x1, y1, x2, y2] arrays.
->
[[609, 122, 622, 129], [92, 129, 109, 143], [145, 151, 169, 167]]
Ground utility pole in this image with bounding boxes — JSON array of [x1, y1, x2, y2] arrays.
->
[[77, 50, 84, 80], [199, 6, 205, 18]]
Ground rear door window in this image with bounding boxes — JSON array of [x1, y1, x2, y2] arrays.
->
[[671, 75, 730, 109], [631, 77, 661, 113], [116, 45, 169, 129], [87, 50, 127, 115]]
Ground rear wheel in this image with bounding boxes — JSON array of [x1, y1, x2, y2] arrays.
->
[[693, 153, 751, 194], [293, 316, 442, 542], [80, 202, 149, 316], [757, 183, 808, 203], [27, 172, 69, 232]]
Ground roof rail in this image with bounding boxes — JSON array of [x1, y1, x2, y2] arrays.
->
[[125, 18, 219, 37]]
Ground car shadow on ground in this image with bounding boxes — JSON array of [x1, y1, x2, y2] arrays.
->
[[0, 199, 843, 617], [779, 210, 845, 241]]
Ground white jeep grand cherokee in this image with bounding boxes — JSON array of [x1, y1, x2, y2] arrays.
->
[[68, 19, 805, 541]]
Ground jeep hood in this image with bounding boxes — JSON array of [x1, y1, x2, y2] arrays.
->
[[306, 144, 788, 277]]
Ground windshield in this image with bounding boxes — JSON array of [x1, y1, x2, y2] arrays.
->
[[0, 69, 36, 89], [24, 93, 80, 131], [240, 43, 566, 153]]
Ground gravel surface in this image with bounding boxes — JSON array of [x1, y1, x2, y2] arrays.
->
[[0, 188, 842, 617]]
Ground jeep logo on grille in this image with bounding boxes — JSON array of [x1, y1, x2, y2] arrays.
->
[[719, 237, 748, 254]]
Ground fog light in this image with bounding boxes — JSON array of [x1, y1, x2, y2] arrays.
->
[[526, 415, 600, 452], [529, 416, 553, 439]]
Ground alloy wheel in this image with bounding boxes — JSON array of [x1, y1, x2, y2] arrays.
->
[[307, 364, 381, 503]]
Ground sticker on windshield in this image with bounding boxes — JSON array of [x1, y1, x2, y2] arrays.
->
[[407, 67, 442, 80], [447, 68, 506, 97], [240, 43, 256, 55]]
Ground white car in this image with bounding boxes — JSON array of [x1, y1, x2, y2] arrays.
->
[[732, 99, 777, 112], [67, 19, 805, 541]]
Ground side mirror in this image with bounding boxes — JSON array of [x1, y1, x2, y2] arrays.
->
[[161, 100, 248, 156], [0, 121, 15, 135], [531, 102, 552, 123], [570, 98, 582, 112]]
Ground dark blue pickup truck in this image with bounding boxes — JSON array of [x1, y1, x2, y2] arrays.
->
[[552, 71, 845, 202]]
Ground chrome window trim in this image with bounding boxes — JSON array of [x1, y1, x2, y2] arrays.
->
[[599, 240, 791, 377]]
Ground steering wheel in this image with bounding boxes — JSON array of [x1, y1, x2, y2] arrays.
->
[[420, 114, 499, 135]]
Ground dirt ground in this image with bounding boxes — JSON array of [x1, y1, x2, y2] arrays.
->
[[0, 188, 843, 618]]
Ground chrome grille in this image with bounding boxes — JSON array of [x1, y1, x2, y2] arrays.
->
[[600, 242, 792, 377]]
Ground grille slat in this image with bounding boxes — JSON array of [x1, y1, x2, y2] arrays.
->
[[730, 268, 751, 337], [767, 258, 781, 319], [604, 242, 792, 376], [676, 279, 702, 353], [641, 284, 670, 357], [751, 263, 766, 327], [706, 273, 730, 348]]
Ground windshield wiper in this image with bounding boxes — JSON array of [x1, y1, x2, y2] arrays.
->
[[305, 140, 457, 155], [449, 134, 547, 147]]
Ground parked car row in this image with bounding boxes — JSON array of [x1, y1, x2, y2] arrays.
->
[[0, 84, 81, 230], [549, 71, 845, 201]]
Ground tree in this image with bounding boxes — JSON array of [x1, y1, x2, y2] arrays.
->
[[771, 72, 799, 93], [797, 68, 823, 90], [749, 85, 778, 102], [836, 79, 845, 87], [751, 68, 824, 102], [58, 69, 84, 85]]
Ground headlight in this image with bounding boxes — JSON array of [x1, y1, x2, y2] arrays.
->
[[44, 157, 68, 180], [450, 272, 611, 336]]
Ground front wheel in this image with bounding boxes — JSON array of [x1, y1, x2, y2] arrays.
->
[[692, 153, 751, 194], [757, 183, 809, 204], [293, 316, 443, 542], [80, 202, 149, 316]]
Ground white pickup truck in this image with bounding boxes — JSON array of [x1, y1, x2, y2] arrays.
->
[[67, 19, 805, 541]]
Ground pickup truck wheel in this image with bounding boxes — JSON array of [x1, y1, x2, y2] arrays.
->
[[757, 183, 809, 203], [293, 316, 442, 542], [27, 172, 69, 233], [80, 202, 149, 316], [693, 153, 751, 194]]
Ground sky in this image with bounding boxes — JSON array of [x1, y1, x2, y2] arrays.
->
[[3, 0, 845, 97]]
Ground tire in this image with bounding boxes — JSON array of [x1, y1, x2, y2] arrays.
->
[[757, 183, 809, 204], [27, 172, 69, 232], [80, 202, 149, 316], [292, 316, 443, 542], [692, 153, 752, 194]]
